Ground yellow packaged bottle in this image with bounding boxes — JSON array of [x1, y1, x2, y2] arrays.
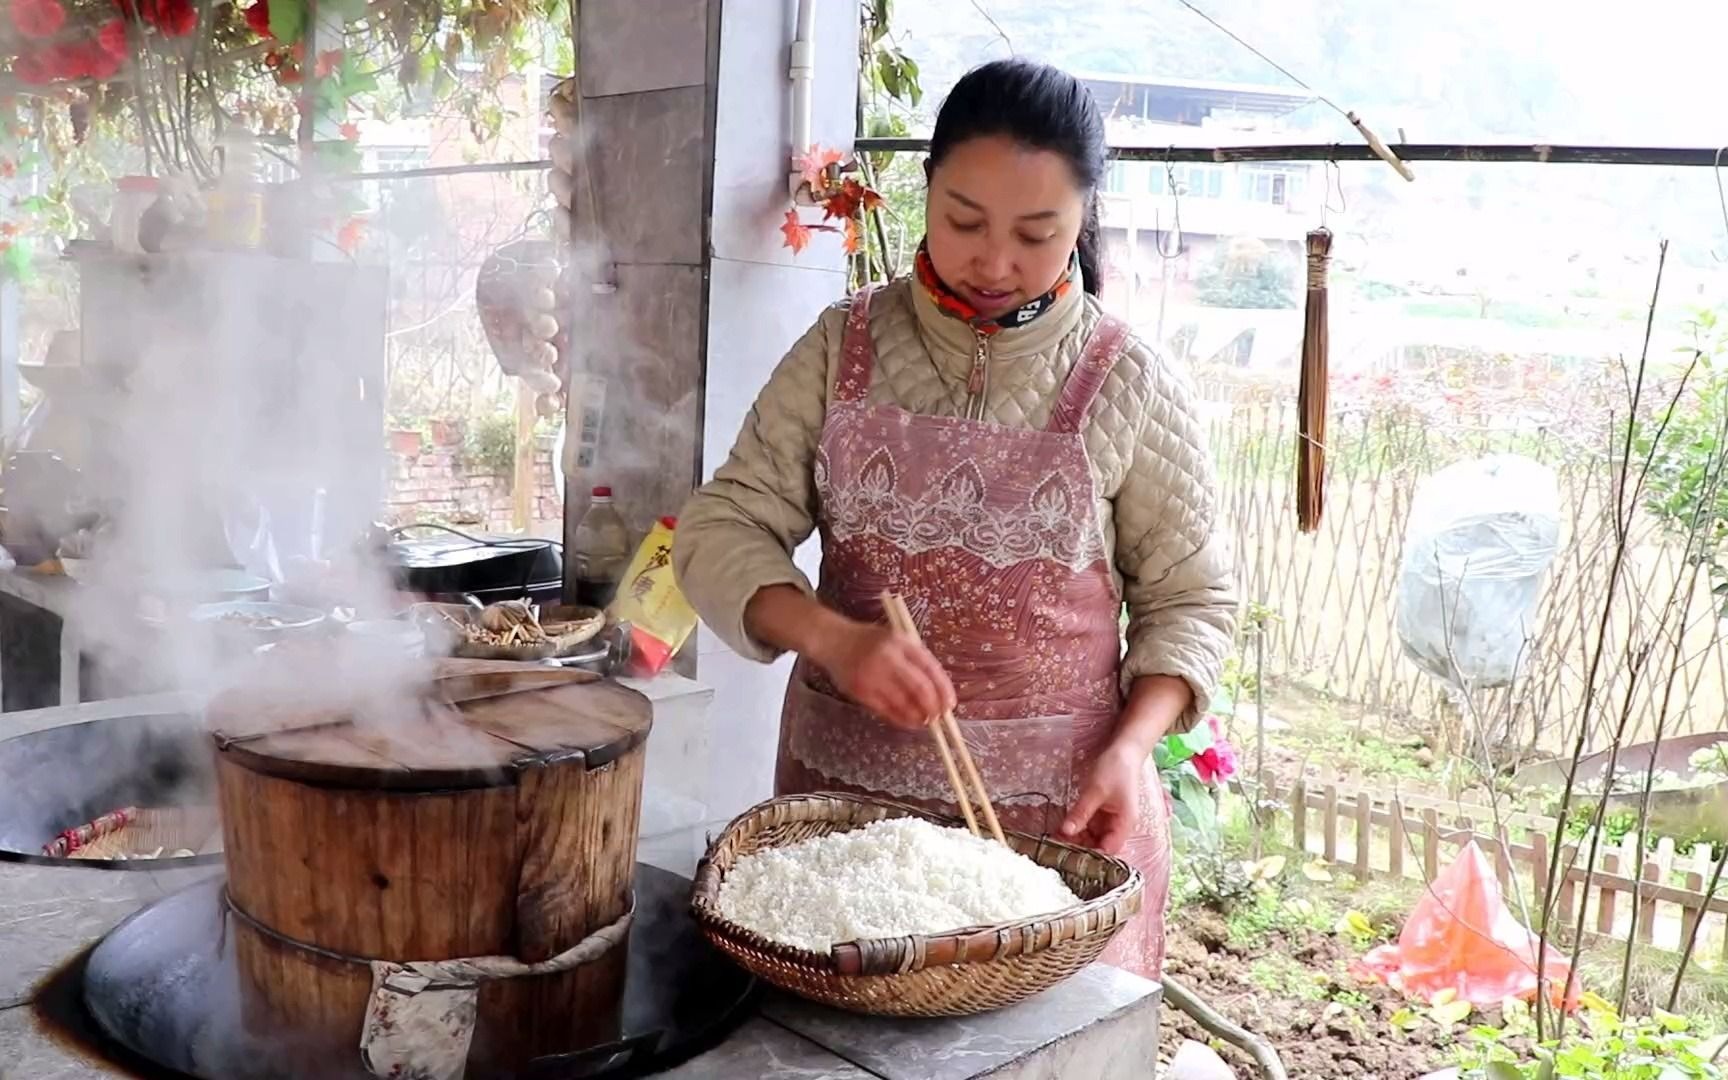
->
[[606, 517, 696, 675]]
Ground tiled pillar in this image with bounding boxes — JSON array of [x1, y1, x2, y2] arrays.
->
[[699, 1, 858, 817], [564, 0, 716, 540], [567, 0, 859, 815]]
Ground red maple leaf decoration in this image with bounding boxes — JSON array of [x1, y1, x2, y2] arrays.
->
[[780, 208, 840, 254], [796, 145, 845, 188], [821, 192, 854, 221], [822, 180, 886, 222], [781, 153, 882, 258], [780, 208, 813, 254]]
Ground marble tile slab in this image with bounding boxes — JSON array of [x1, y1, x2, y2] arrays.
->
[[0, 865, 160, 1010], [580, 87, 708, 267], [578, 0, 710, 99], [0, 1005, 134, 1080], [655, 1016, 872, 1079], [762, 965, 1161, 1080], [982, 987, 1160, 1080], [563, 261, 704, 535]]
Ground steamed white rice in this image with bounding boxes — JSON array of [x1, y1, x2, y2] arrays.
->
[[714, 817, 1082, 953]]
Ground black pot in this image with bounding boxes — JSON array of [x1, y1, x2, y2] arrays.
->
[[388, 531, 560, 601]]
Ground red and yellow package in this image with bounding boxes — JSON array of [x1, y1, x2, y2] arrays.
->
[[607, 517, 697, 676]]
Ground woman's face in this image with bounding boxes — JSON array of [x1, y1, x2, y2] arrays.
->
[[925, 134, 1087, 320]]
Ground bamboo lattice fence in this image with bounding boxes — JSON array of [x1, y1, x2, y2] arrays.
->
[[1202, 378, 1728, 753]]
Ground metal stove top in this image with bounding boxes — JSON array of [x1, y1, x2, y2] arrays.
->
[[77, 863, 755, 1079]]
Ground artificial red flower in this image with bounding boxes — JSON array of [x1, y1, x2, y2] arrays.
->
[[133, 0, 195, 36], [156, 0, 196, 36], [243, 0, 269, 36], [0, 162, 13, 179], [42, 44, 81, 79], [82, 40, 122, 78], [10, 51, 48, 84], [338, 121, 359, 141], [10, 0, 66, 39], [97, 17, 129, 58], [315, 47, 340, 78]]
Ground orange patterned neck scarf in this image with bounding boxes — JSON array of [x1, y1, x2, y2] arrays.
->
[[912, 242, 1078, 337]]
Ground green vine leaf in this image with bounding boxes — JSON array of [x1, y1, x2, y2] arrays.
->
[[269, 0, 307, 45]]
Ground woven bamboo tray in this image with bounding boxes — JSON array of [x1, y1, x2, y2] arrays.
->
[[690, 793, 1144, 1017], [44, 806, 222, 861]]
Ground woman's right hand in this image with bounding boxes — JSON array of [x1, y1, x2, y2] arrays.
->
[[809, 620, 956, 731]]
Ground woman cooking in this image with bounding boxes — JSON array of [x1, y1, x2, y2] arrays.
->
[[674, 58, 1235, 978]]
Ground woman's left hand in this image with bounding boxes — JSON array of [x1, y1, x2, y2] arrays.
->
[[1059, 742, 1145, 854]]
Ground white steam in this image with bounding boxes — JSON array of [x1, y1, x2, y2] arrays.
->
[[58, 252, 424, 713]]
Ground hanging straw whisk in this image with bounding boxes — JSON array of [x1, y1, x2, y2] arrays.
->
[[1297, 227, 1332, 533]]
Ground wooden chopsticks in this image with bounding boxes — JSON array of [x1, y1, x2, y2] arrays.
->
[[880, 591, 1006, 845]]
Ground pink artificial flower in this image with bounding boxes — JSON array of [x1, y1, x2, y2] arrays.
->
[[1192, 714, 1239, 784]]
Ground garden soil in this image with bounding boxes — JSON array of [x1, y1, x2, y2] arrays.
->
[[1160, 909, 1457, 1079]]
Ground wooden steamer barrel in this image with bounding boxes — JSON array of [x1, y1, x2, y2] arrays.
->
[[208, 660, 651, 1075]]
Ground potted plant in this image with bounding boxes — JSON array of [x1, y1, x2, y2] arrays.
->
[[428, 417, 464, 447], [387, 427, 422, 457]]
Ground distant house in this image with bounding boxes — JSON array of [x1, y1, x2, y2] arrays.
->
[[1077, 73, 1318, 356]]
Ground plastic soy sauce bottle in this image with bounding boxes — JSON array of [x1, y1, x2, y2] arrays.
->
[[573, 486, 631, 608]]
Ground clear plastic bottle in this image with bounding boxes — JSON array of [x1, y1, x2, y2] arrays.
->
[[111, 176, 160, 254], [573, 486, 631, 608], [206, 129, 264, 250]]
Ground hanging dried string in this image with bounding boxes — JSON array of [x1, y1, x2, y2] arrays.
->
[[1297, 227, 1332, 533]]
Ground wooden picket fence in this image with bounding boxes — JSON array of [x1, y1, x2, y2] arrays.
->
[[1280, 778, 1728, 958]]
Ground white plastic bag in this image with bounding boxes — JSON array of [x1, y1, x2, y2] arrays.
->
[[1395, 455, 1561, 689]]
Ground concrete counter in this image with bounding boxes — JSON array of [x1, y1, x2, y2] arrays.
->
[[0, 693, 1161, 1080]]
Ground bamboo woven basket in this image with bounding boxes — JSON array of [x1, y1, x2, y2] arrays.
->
[[45, 806, 222, 861], [690, 793, 1144, 1017]]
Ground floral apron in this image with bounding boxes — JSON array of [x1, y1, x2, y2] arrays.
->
[[774, 285, 1172, 978]]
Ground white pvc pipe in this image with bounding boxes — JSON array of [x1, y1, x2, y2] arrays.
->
[[788, 0, 817, 195]]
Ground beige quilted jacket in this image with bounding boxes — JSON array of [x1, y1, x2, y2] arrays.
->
[[674, 277, 1236, 732]]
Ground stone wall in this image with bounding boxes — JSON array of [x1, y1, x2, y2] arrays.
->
[[384, 435, 562, 532]]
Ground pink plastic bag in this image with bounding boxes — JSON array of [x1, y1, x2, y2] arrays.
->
[[1357, 840, 1576, 1008]]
